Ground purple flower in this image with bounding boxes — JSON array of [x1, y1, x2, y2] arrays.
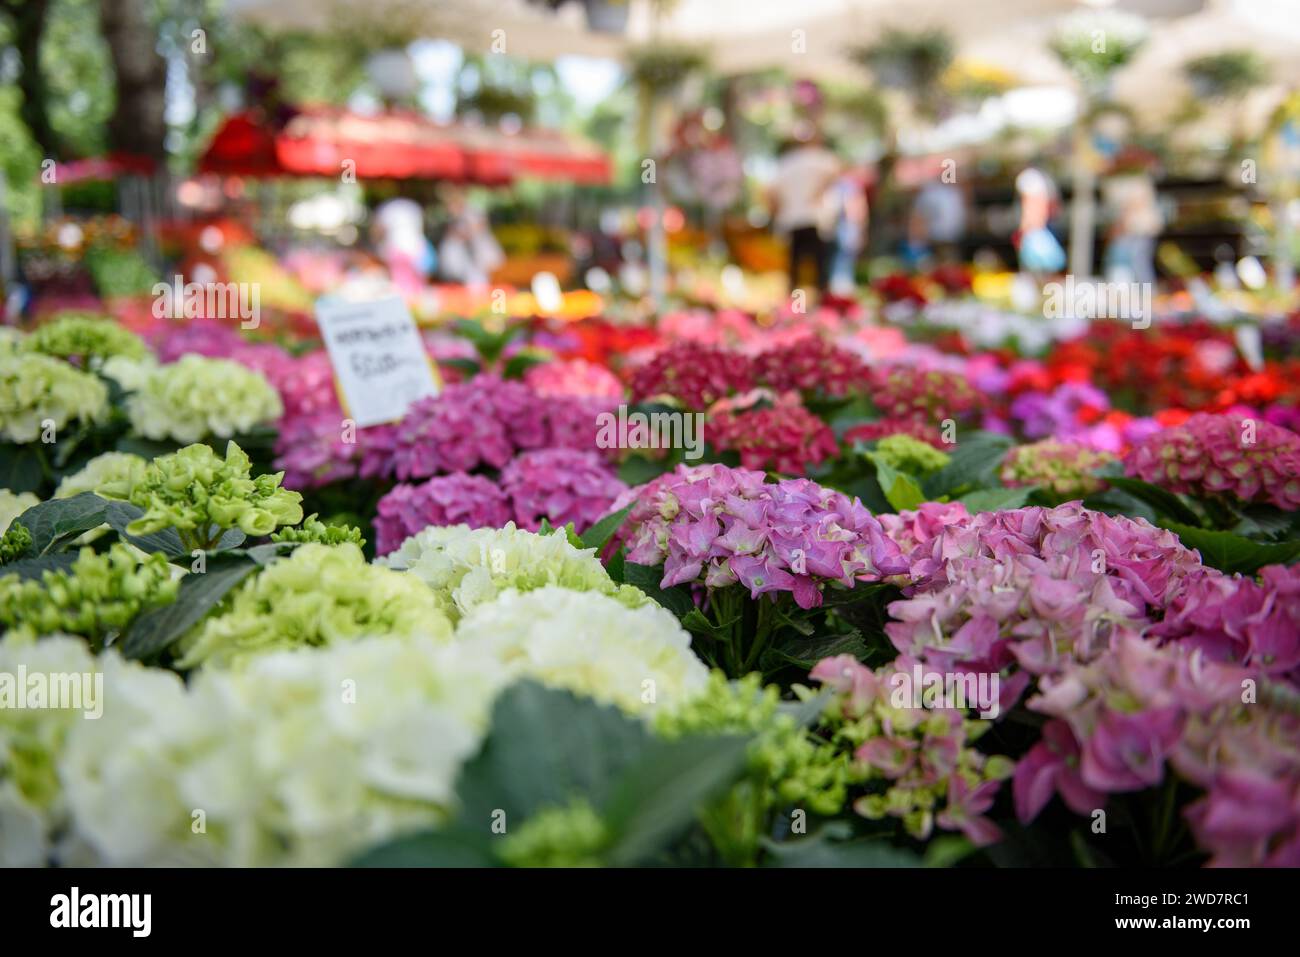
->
[[500, 449, 626, 534], [373, 473, 511, 555], [1013, 719, 1106, 823]]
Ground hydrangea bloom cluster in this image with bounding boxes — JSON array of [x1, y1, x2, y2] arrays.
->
[[126, 355, 283, 443], [270, 513, 366, 549], [525, 358, 625, 399], [381, 523, 647, 623], [54, 452, 148, 501], [883, 504, 1203, 712], [0, 543, 179, 646], [177, 543, 452, 669], [501, 449, 627, 533], [23, 314, 147, 365], [629, 343, 753, 409], [1001, 438, 1115, 502], [380, 375, 550, 480], [1123, 412, 1300, 510], [1150, 563, 1300, 680], [109, 442, 303, 549], [810, 654, 1015, 846], [750, 338, 869, 398], [843, 418, 950, 450], [372, 474, 511, 556], [0, 521, 32, 563], [0, 490, 39, 533], [870, 433, 951, 475], [271, 412, 393, 490], [1018, 631, 1300, 865], [453, 586, 709, 715], [50, 634, 507, 866], [1010, 382, 1111, 442], [0, 354, 108, 443], [708, 401, 840, 475], [872, 365, 980, 423], [497, 799, 609, 868], [615, 464, 908, 609]]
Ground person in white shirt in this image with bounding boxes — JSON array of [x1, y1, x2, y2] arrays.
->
[[769, 133, 842, 296]]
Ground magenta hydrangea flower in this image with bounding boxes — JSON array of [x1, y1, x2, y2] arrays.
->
[[273, 410, 396, 491], [872, 364, 981, 423], [751, 337, 869, 398], [707, 399, 840, 475], [843, 418, 949, 450], [1123, 412, 1300, 510], [500, 449, 627, 534], [877, 501, 972, 581], [1010, 382, 1110, 441], [613, 463, 907, 610], [629, 342, 754, 409], [373, 473, 511, 555]]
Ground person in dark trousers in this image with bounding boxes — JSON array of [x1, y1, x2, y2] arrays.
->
[[768, 131, 841, 299]]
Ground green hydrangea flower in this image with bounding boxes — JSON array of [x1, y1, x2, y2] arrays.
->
[[0, 354, 108, 444], [497, 799, 610, 868], [381, 523, 647, 623], [0, 522, 32, 564], [656, 670, 852, 864], [871, 433, 951, 476], [271, 513, 366, 548], [55, 451, 148, 501], [23, 314, 147, 365], [0, 543, 180, 646], [126, 355, 282, 443], [113, 441, 303, 550], [177, 543, 453, 669], [1000, 438, 1116, 504]]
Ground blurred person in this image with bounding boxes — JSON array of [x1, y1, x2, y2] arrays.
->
[[370, 196, 435, 297], [1014, 166, 1065, 277], [828, 166, 869, 296], [769, 132, 842, 297], [438, 189, 504, 290], [1102, 166, 1162, 285], [906, 178, 967, 268]]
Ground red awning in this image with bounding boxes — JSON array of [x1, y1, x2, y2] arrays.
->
[[198, 107, 611, 186]]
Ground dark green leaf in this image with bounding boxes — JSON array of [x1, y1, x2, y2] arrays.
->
[[119, 553, 259, 660], [350, 827, 498, 868], [501, 351, 551, 380], [578, 505, 632, 553], [622, 562, 697, 619], [0, 443, 46, 494], [603, 734, 752, 866], [922, 431, 1014, 499], [762, 823, 920, 868], [15, 494, 126, 555], [1105, 476, 1202, 526], [0, 552, 79, 581], [870, 457, 926, 512], [454, 683, 651, 824], [1159, 522, 1300, 575], [959, 486, 1032, 513], [763, 631, 869, 670]]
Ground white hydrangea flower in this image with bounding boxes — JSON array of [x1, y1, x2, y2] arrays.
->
[[381, 522, 646, 622], [0, 489, 39, 534], [54, 451, 148, 501], [0, 635, 105, 866], [0, 354, 108, 443], [59, 635, 507, 866], [454, 586, 709, 717], [126, 355, 282, 443], [99, 354, 159, 392]]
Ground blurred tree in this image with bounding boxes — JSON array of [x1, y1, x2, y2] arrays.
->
[[100, 0, 166, 159], [0, 0, 56, 156]]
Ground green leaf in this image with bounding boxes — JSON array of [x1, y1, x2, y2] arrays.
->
[[453, 683, 652, 824], [871, 458, 926, 512], [0, 443, 45, 494], [578, 505, 632, 553], [622, 562, 697, 619], [923, 835, 978, 867], [762, 631, 869, 670], [0, 552, 79, 581], [119, 553, 259, 661], [1104, 476, 1202, 526], [959, 486, 1032, 513], [350, 827, 497, 868], [922, 431, 1013, 499], [618, 453, 674, 486], [1159, 522, 1300, 575], [762, 823, 920, 868], [603, 733, 752, 866], [501, 350, 552, 380], [438, 357, 482, 379], [14, 494, 128, 556]]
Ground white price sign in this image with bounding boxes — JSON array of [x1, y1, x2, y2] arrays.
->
[[316, 295, 442, 427]]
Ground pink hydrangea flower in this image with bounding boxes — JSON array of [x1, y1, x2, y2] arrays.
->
[[707, 398, 840, 475], [373, 473, 512, 555], [750, 337, 870, 398], [500, 449, 627, 534], [629, 342, 754, 409], [873, 364, 981, 423], [525, 358, 625, 400], [1124, 412, 1300, 510]]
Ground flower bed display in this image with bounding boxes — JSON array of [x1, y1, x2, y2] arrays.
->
[[2, 304, 1299, 869]]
